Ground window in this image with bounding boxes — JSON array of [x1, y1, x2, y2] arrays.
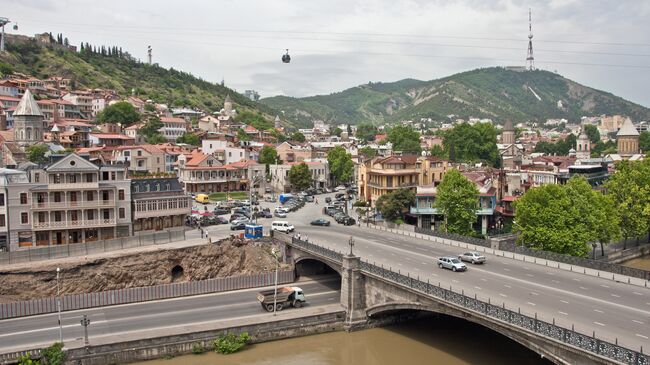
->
[[86, 191, 94, 201], [87, 210, 94, 220], [20, 193, 27, 205], [103, 209, 110, 220], [102, 171, 109, 180], [54, 192, 61, 203], [34, 173, 40, 183], [119, 208, 125, 219], [86, 173, 94, 183], [118, 190, 125, 200], [0, 193, 4, 207], [21, 212, 28, 224], [71, 211, 78, 222], [102, 191, 109, 201], [54, 211, 62, 222], [0, 214, 5, 227], [111, 172, 116, 180], [137, 150, 142, 157]]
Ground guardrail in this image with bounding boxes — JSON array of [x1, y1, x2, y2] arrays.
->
[[0, 270, 295, 320], [289, 237, 648, 365]]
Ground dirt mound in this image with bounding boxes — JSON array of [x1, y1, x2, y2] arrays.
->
[[0, 237, 287, 303]]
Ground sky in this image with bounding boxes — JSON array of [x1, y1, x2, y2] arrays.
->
[[5, 0, 650, 107]]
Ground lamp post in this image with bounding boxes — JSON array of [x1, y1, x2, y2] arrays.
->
[[56, 267, 63, 344], [366, 201, 370, 227], [348, 236, 355, 256], [348, 236, 355, 328], [271, 247, 279, 316]]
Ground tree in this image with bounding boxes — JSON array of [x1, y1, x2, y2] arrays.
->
[[95, 102, 141, 126], [387, 125, 421, 154], [259, 146, 280, 173], [640, 131, 650, 153], [584, 124, 601, 144], [429, 145, 446, 158], [375, 188, 415, 222], [290, 132, 306, 142], [26, 145, 49, 165], [358, 146, 377, 159], [435, 170, 479, 235], [176, 133, 200, 146], [327, 146, 354, 183], [331, 127, 343, 137], [146, 133, 167, 144], [139, 116, 163, 139], [355, 122, 378, 142], [442, 123, 499, 166], [269, 128, 286, 143], [235, 111, 272, 131], [288, 163, 313, 190], [237, 128, 252, 141]]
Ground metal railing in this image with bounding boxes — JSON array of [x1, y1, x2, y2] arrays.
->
[[414, 226, 491, 247], [289, 237, 648, 365]]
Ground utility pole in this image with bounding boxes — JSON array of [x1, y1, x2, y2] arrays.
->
[[348, 236, 355, 327], [56, 267, 63, 343], [0, 17, 18, 52], [271, 248, 279, 316], [80, 314, 91, 345]]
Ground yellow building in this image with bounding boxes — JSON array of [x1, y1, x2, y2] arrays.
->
[[358, 155, 448, 205]]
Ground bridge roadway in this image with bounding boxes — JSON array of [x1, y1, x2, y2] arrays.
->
[[288, 199, 650, 353], [0, 278, 340, 352]]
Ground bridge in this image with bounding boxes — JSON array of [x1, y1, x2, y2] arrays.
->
[[284, 235, 649, 365]]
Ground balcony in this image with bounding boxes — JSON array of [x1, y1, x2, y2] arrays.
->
[[410, 206, 440, 215], [134, 207, 191, 219], [33, 218, 117, 230], [367, 181, 418, 189], [32, 200, 116, 209], [47, 182, 99, 190]]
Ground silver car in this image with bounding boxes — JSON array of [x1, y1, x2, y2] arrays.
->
[[458, 251, 486, 264], [438, 257, 467, 272]]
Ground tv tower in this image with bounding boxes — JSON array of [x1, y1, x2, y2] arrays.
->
[[526, 8, 535, 70], [147, 45, 152, 65]]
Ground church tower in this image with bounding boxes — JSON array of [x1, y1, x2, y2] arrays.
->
[[13, 89, 46, 147], [502, 120, 515, 145], [223, 94, 233, 116], [274, 115, 282, 129], [617, 118, 640, 156], [576, 129, 590, 160]]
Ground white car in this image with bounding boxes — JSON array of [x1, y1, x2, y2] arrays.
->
[[271, 221, 295, 233], [274, 206, 288, 214], [335, 185, 347, 192], [437, 257, 467, 272], [458, 251, 486, 264]]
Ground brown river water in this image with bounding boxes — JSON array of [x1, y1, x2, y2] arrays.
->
[[136, 316, 551, 365], [622, 255, 650, 270]]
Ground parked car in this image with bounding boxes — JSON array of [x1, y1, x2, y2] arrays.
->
[[230, 221, 247, 230], [335, 193, 345, 199], [274, 210, 288, 218], [325, 197, 332, 203], [213, 207, 231, 215], [231, 217, 250, 225], [264, 196, 277, 203], [335, 185, 347, 192], [256, 210, 273, 218], [271, 221, 295, 233], [458, 252, 486, 264], [229, 213, 247, 222], [437, 257, 467, 272], [310, 219, 330, 226], [305, 195, 314, 202], [341, 217, 356, 226], [316, 188, 324, 194]]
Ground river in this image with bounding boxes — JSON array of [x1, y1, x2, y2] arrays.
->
[[622, 255, 650, 270], [136, 315, 551, 365]]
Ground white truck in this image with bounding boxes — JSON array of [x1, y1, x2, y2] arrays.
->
[[257, 286, 306, 312]]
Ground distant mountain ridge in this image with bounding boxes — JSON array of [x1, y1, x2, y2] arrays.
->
[[261, 67, 650, 127]]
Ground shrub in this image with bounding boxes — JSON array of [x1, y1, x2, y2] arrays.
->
[[191, 342, 205, 355], [17, 354, 39, 365], [213, 332, 250, 355], [353, 200, 367, 207], [41, 342, 65, 365]]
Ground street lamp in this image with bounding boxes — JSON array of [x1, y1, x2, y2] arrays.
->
[[56, 267, 63, 344], [348, 236, 355, 256], [271, 247, 279, 316], [366, 201, 370, 228]]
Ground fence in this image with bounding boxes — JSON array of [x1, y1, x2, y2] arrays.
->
[[413, 226, 491, 247], [0, 229, 187, 266], [289, 237, 648, 365], [0, 270, 294, 320]]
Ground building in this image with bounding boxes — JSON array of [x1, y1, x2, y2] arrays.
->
[[275, 141, 313, 163], [45, 119, 93, 149], [111, 145, 166, 174], [6, 154, 132, 250], [575, 129, 591, 160], [13, 90, 47, 147], [357, 155, 448, 205], [616, 118, 640, 156], [0, 168, 27, 251], [131, 177, 190, 232], [62, 91, 93, 118], [201, 139, 248, 165], [269, 161, 329, 193], [501, 120, 515, 144], [177, 152, 249, 193], [159, 117, 189, 142], [89, 133, 135, 147]]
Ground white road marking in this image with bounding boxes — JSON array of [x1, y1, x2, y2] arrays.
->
[[414, 268, 421, 272], [594, 309, 604, 314], [530, 292, 539, 296], [503, 268, 511, 272], [611, 294, 621, 298], [474, 286, 482, 290], [558, 311, 568, 316], [579, 286, 588, 290], [527, 302, 536, 306], [593, 322, 605, 327], [499, 293, 508, 298], [633, 320, 645, 325], [421, 262, 428, 265], [572, 278, 581, 282], [552, 280, 560, 284], [405, 257, 412, 261], [525, 273, 534, 277], [480, 278, 487, 282], [398, 263, 403, 266], [452, 280, 459, 283], [560, 300, 569, 304], [504, 284, 512, 289], [632, 292, 643, 296], [600, 284, 610, 288], [636, 334, 649, 339]]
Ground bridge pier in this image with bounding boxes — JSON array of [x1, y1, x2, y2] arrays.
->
[[341, 254, 367, 330]]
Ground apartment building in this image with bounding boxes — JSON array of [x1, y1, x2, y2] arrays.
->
[[112, 145, 166, 174], [131, 177, 191, 232], [176, 152, 252, 193], [159, 117, 189, 142], [275, 141, 313, 163], [269, 161, 329, 193], [6, 154, 132, 250], [62, 91, 93, 118]]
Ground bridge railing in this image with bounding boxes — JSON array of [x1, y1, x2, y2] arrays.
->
[[289, 237, 648, 365]]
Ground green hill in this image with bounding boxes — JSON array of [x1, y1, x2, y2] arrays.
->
[[262, 67, 650, 126], [0, 34, 278, 120]]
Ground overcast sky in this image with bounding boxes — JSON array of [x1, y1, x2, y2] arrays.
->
[[5, 0, 650, 107]]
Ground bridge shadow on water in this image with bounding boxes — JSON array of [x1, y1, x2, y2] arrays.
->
[[374, 311, 553, 365]]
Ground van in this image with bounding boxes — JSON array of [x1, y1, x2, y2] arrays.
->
[[271, 221, 295, 233], [195, 194, 210, 204]]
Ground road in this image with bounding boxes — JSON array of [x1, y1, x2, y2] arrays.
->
[[277, 194, 650, 352], [0, 277, 340, 352]]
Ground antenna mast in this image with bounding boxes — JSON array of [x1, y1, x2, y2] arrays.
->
[[147, 45, 152, 65], [526, 8, 535, 70]]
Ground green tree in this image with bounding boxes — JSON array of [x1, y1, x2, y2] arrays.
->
[[355, 122, 378, 142], [387, 125, 421, 154], [41, 342, 66, 365], [443, 123, 499, 166], [375, 188, 415, 222], [26, 145, 49, 165], [139, 116, 163, 140], [594, 194, 621, 256], [95, 101, 141, 126], [327, 146, 354, 184], [213, 332, 250, 355], [237, 128, 252, 141], [429, 145, 446, 158], [358, 146, 377, 159], [639, 131, 650, 153], [236, 111, 271, 131], [435, 170, 479, 235], [584, 124, 601, 144], [288, 163, 313, 190], [605, 160, 650, 249], [143, 103, 156, 113], [258, 146, 280, 173], [269, 129, 287, 143], [0, 61, 13, 77], [146, 133, 167, 144], [331, 127, 343, 137], [290, 132, 306, 142], [176, 132, 201, 146]]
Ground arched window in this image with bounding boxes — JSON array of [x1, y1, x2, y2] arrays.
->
[[26, 128, 31, 140]]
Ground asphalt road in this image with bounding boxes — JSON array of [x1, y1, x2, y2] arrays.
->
[[280, 193, 650, 352], [0, 277, 340, 352]]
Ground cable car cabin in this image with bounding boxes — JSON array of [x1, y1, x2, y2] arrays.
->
[[244, 224, 263, 239], [282, 49, 291, 63]]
